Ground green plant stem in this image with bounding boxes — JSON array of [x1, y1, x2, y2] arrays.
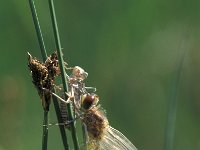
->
[[28, 1, 48, 150], [28, 0, 69, 150], [82, 123, 88, 150], [52, 90, 70, 150], [164, 69, 180, 150], [164, 27, 190, 150], [42, 111, 48, 150], [28, 0, 47, 60], [48, 0, 79, 149]]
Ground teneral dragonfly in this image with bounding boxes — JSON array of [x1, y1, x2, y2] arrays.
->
[[78, 93, 137, 150]]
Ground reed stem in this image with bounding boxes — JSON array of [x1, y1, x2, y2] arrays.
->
[[42, 111, 48, 150], [28, 1, 48, 149], [28, 0, 69, 149], [28, 0, 47, 60], [48, 0, 79, 149], [164, 27, 190, 150], [52, 90, 70, 150]]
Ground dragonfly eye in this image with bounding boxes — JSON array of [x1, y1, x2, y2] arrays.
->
[[72, 66, 88, 81], [81, 93, 99, 110]]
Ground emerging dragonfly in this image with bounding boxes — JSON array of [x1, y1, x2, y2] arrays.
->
[[50, 66, 137, 149], [76, 93, 137, 150]]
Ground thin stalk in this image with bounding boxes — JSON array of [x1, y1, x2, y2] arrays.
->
[[164, 27, 190, 150], [42, 111, 48, 150], [48, 0, 79, 149], [81, 123, 88, 150], [52, 90, 70, 150], [28, 1, 48, 150], [28, 0, 47, 60], [28, 0, 69, 150], [164, 65, 181, 150]]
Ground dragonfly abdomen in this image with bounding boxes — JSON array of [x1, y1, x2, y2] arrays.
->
[[83, 108, 109, 140]]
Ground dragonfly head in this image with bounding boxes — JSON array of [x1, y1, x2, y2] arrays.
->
[[81, 93, 99, 110]]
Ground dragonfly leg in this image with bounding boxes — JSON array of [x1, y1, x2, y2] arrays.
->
[[44, 114, 83, 127], [42, 87, 71, 104]]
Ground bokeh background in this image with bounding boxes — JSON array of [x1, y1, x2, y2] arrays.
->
[[0, 0, 200, 150]]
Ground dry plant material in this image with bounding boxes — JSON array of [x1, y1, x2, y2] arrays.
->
[[28, 52, 60, 111]]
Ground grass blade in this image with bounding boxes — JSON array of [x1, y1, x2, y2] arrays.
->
[[164, 26, 191, 150], [28, 1, 48, 149], [48, 0, 80, 149], [52, 90, 70, 150], [42, 111, 48, 150], [28, 0, 70, 149], [28, 0, 47, 60]]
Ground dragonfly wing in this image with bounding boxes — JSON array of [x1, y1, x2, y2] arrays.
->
[[99, 126, 137, 150]]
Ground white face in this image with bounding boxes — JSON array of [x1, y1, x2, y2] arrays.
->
[[72, 66, 88, 81]]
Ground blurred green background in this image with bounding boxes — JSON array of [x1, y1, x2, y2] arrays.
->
[[0, 0, 200, 150]]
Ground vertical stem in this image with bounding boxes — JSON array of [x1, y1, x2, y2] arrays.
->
[[28, 1, 48, 150], [48, 0, 79, 149], [164, 69, 180, 150], [52, 90, 70, 150], [82, 123, 88, 150], [42, 111, 48, 150], [28, 0, 47, 60], [28, 0, 69, 150], [164, 27, 190, 150]]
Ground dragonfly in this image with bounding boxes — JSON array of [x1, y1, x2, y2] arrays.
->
[[49, 66, 137, 149], [52, 91, 137, 149], [75, 93, 137, 150]]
